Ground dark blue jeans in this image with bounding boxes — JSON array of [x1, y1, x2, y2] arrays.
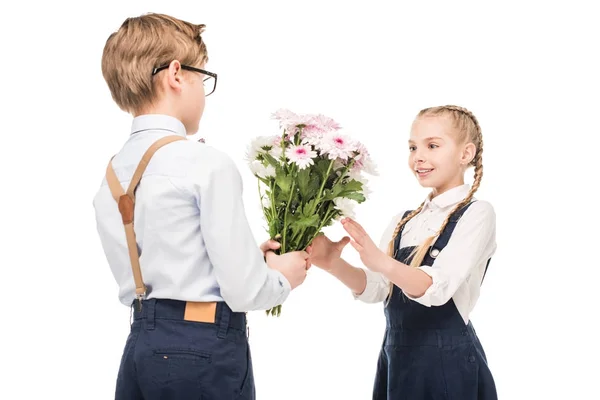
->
[[115, 299, 255, 399]]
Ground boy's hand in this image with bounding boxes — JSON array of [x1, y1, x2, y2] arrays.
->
[[306, 234, 350, 271], [266, 250, 310, 289], [260, 239, 281, 256]]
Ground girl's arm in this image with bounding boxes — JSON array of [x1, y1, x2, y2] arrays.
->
[[395, 201, 496, 307], [322, 212, 407, 303], [342, 201, 496, 307]]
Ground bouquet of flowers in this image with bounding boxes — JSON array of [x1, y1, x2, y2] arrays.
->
[[246, 109, 377, 316]]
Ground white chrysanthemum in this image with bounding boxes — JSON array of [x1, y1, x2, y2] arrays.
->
[[269, 144, 283, 160], [246, 135, 280, 163], [333, 197, 357, 219], [249, 160, 276, 179]]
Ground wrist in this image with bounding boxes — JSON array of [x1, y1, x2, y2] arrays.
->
[[327, 258, 347, 275], [372, 253, 394, 275]]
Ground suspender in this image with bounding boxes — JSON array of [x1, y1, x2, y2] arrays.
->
[[105, 135, 186, 309]]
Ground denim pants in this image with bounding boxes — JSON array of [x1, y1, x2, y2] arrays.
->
[[115, 298, 254, 399]]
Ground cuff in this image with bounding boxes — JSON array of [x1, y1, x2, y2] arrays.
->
[[403, 266, 447, 307], [271, 268, 292, 294], [352, 269, 389, 303]]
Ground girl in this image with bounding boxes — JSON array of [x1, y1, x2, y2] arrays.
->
[[308, 105, 497, 399]]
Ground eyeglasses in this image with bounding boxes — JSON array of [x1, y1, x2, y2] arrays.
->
[[152, 64, 217, 96]]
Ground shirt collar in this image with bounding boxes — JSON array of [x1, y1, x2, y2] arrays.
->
[[130, 114, 187, 137], [423, 183, 471, 210]]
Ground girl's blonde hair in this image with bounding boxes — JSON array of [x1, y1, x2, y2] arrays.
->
[[385, 105, 484, 301]]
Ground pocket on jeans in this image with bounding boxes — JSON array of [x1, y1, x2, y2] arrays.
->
[[237, 342, 254, 398], [145, 348, 212, 392], [154, 348, 212, 361]]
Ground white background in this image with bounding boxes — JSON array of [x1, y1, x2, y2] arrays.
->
[[1, 1, 598, 399]]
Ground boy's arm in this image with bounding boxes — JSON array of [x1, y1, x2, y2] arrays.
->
[[194, 151, 291, 312]]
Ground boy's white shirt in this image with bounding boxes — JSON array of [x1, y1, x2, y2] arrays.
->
[[354, 183, 497, 324], [93, 114, 291, 312]]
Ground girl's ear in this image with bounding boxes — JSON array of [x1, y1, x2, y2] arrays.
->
[[461, 142, 477, 165]]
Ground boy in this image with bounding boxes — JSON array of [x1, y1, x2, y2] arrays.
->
[[94, 13, 310, 399]]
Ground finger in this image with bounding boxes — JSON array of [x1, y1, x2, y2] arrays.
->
[[299, 250, 310, 259], [342, 222, 364, 244], [306, 245, 312, 255], [335, 236, 351, 250], [305, 260, 312, 270], [260, 240, 281, 253], [350, 239, 363, 253], [268, 240, 281, 249], [345, 218, 367, 236]]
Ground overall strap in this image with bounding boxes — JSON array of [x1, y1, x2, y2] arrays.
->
[[105, 135, 186, 308], [430, 201, 476, 253], [392, 210, 413, 254], [430, 200, 491, 283]]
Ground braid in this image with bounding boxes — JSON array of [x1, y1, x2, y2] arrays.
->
[[384, 105, 484, 302], [386, 201, 425, 257], [406, 105, 484, 270]]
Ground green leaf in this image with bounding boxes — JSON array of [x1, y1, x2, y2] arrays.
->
[[342, 192, 366, 203], [315, 159, 332, 180], [262, 153, 280, 168], [291, 214, 320, 230], [297, 168, 311, 198], [275, 174, 292, 194], [306, 174, 321, 198], [339, 179, 363, 193], [302, 199, 317, 216]]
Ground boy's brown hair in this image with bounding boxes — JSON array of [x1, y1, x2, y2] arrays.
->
[[101, 13, 208, 114]]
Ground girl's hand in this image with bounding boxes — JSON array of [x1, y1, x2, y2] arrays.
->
[[341, 218, 389, 273], [306, 234, 350, 271]]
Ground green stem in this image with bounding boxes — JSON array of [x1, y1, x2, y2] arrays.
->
[[292, 159, 336, 245], [269, 180, 277, 222], [312, 159, 335, 214], [281, 172, 296, 254], [302, 208, 337, 250]]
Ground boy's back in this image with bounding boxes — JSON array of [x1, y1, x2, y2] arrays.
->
[[94, 114, 295, 311], [95, 13, 310, 399]]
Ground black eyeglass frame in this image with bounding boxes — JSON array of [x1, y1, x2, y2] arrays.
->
[[152, 64, 218, 96]]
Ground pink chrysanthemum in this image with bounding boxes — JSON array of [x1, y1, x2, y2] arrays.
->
[[318, 132, 357, 161], [351, 141, 378, 175], [285, 144, 318, 170]]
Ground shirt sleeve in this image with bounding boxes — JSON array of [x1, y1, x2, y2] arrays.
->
[[404, 201, 496, 307], [352, 212, 405, 303], [193, 149, 291, 312]]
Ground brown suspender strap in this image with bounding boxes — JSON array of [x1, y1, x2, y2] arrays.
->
[[105, 135, 186, 306]]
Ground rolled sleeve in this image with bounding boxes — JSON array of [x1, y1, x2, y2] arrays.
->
[[353, 269, 390, 303], [404, 201, 496, 307], [403, 266, 447, 307]]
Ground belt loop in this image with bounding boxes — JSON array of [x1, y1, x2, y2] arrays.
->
[[217, 303, 230, 339], [145, 299, 156, 331], [436, 329, 443, 349]]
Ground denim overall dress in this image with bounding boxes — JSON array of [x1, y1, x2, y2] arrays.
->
[[373, 202, 497, 400]]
